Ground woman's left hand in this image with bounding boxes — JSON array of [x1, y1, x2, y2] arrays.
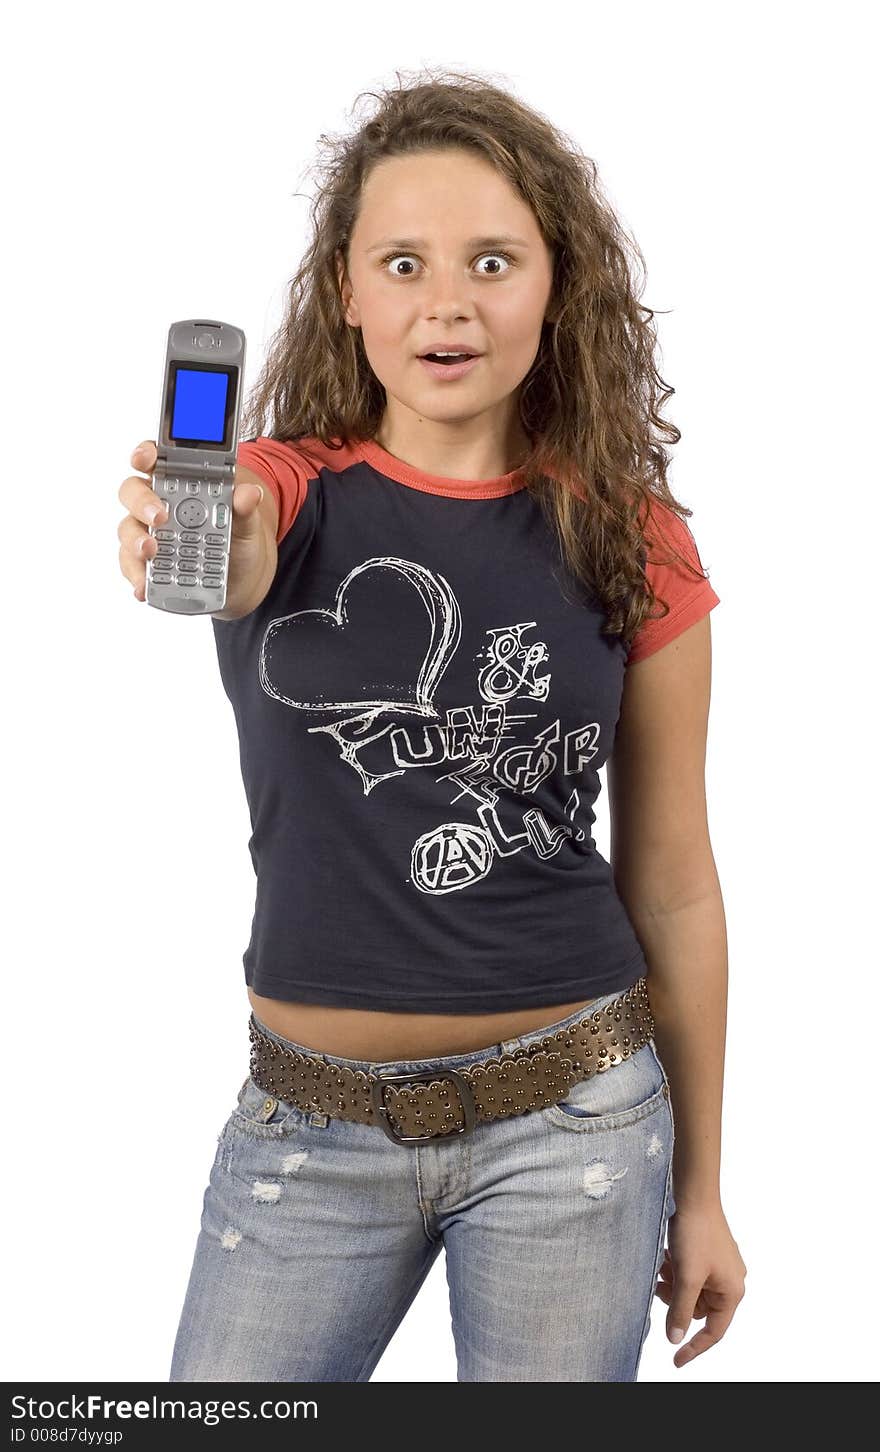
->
[[654, 1200, 747, 1368]]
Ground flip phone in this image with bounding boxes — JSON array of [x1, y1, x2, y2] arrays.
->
[[145, 319, 246, 614]]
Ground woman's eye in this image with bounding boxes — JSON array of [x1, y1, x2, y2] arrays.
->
[[382, 251, 513, 277], [474, 253, 512, 275], [383, 255, 419, 276]]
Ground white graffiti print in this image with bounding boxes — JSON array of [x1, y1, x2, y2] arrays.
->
[[259, 556, 600, 894], [259, 555, 461, 715], [476, 622, 550, 703]]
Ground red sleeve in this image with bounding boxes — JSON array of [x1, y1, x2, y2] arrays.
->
[[627, 501, 720, 665], [236, 436, 312, 546]]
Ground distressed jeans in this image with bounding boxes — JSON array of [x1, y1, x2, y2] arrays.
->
[[169, 983, 676, 1382]]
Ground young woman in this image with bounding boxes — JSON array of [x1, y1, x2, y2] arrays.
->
[[119, 71, 746, 1382]]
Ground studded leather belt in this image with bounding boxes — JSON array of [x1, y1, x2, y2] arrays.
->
[[248, 976, 655, 1146]]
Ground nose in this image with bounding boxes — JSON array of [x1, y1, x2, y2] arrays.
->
[[421, 262, 480, 319]]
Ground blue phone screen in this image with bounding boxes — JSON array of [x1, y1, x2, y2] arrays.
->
[[172, 367, 230, 443]]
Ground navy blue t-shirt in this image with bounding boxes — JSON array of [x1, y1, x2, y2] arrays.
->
[[211, 434, 720, 1012]]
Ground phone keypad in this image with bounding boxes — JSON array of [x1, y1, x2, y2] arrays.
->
[[148, 477, 230, 592], [148, 529, 228, 589]]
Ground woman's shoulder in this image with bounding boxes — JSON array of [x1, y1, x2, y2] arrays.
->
[[238, 434, 365, 480], [628, 496, 720, 665], [235, 435, 368, 544]]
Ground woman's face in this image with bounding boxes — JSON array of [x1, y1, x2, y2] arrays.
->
[[337, 149, 556, 442]]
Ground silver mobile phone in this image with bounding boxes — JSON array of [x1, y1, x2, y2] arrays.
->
[[145, 319, 246, 614]]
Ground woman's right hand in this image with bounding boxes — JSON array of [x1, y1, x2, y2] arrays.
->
[[117, 439, 270, 606]]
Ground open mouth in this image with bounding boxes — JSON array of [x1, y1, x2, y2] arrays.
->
[[420, 352, 477, 365], [417, 354, 483, 380]]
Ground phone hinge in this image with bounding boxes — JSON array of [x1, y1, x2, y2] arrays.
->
[[156, 456, 234, 481]]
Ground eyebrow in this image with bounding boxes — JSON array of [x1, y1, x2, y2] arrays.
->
[[365, 234, 531, 253]]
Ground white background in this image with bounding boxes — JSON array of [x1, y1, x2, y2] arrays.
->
[[2, 0, 876, 1385]]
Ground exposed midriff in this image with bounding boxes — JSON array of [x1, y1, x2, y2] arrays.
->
[[246, 988, 598, 1061]]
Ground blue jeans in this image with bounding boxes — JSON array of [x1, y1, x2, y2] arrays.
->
[[169, 984, 676, 1382]]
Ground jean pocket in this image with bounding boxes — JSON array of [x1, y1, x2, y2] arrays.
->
[[541, 1039, 671, 1133], [228, 1073, 304, 1139], [219, 1075, 307, 1188]]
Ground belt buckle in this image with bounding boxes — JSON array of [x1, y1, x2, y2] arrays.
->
[[370, 1067, 477, 1145]]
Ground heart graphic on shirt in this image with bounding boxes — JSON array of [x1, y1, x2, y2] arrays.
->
[[259, 556, 462, 715]]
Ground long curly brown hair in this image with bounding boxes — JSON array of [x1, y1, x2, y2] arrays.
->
[[240, 66, 709, 648]]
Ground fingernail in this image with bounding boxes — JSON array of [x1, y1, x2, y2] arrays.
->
[[257, 486, 264, 503], [145, 505, 160, 524], [669, 1328, 684, 1344]]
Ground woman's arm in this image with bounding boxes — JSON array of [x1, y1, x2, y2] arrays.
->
[[610, 613, 725, 1200], [608, 614, 746, 1366]]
